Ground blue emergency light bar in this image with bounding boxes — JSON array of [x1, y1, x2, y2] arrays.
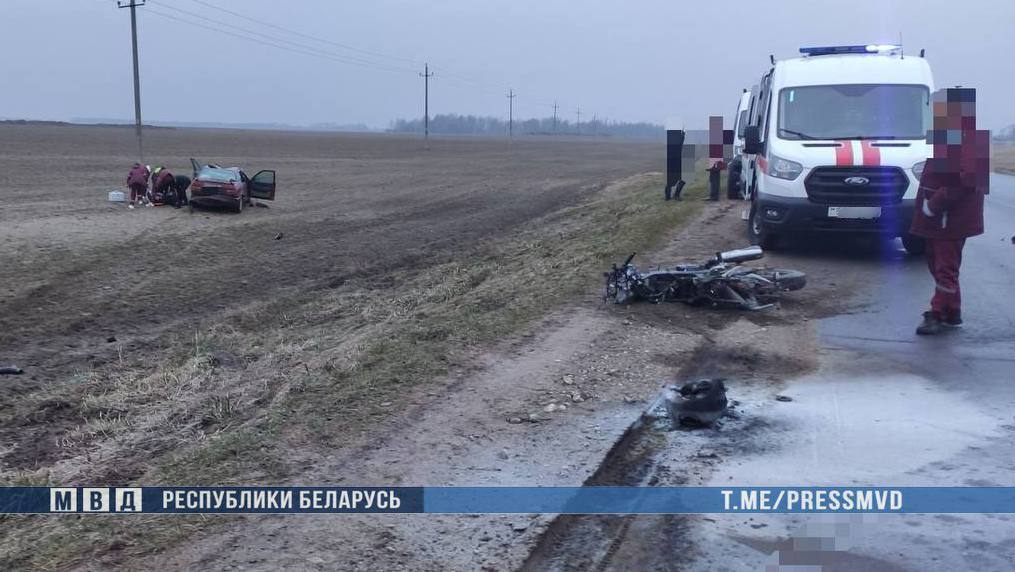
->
[[799, 44, 901, 56]]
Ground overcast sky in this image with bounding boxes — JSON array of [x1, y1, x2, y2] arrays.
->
[[2, 0, 1012, 129]]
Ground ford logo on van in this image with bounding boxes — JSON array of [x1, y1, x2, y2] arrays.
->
[[844, 176, 870, 186]]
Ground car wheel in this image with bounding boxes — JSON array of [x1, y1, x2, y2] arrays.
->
[[748, 201, 779, 250], [234, 196, 244, 214], [901, 233, 926, 256]]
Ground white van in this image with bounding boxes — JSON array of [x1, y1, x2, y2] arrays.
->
[[742, 45, 933, 254], [728, 88, 754, 199]]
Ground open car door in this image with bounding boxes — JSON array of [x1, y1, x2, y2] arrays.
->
[[249, 170, 277, 201], [190, 158, 202, 178]]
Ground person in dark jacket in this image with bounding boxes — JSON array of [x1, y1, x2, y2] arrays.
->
[[664, 129, 685, 201], [173, 174, 191, 208], [910, 88, 989, 335], [706, 158, 725, 201], [126, 162, 150, 208]]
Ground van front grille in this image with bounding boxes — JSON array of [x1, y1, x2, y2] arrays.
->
[[804, 166, 909, 206]]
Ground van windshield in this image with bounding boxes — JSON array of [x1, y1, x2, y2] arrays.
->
[[777, 84, 929, 140]]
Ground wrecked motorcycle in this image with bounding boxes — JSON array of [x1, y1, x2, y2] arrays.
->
[[603, 246, 806, 310]]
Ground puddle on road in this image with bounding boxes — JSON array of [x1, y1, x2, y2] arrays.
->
[[705, 367, 1001, 486]]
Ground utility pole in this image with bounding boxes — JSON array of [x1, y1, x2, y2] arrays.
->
[[552, 101, 558, 132], [506, 89, 516, 138], [592, 114, 597, 135], [118, 0, 145, 163], [576, 105, 581, 134], [419, 63, 434, 140]]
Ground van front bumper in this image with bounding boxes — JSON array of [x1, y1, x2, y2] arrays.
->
[[756, 195, 915, 237]]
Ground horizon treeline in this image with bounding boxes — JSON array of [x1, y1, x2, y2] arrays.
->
[[388, 113, 664, 138]]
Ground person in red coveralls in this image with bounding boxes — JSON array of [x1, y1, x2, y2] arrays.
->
[[126, 162, 150, 208], [151, 166, 175, 205], [911, 87, 990, 336]]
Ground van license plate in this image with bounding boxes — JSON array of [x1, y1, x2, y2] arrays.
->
[[828, 206, 881, 219]]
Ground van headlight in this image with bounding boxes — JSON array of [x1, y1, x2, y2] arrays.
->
[[912, 161, 926, 179], [767, 155, 803, 181]]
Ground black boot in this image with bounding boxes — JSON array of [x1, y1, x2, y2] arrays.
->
[[916, 312, 945, 336], [943, 312, 962, 327]]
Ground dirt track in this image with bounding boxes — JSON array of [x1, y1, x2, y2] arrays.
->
[[0, 125, 659, 471]]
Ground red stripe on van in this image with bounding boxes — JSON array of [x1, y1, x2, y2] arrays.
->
[[834, 141, 853, 166], [860, 140, 881, 166]]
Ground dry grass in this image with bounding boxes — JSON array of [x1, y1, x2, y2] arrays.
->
[[0, 173, 704, 570]]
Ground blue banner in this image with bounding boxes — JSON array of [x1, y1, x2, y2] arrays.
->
[[4, 486, 1015, 514]]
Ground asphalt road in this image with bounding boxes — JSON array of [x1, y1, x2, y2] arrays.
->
[[690, 174, 1015, 570]]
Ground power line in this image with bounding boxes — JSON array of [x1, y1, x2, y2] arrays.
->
[[187, 0, 575, 116], [184, 0, 423, 68], [145, 1, 417, 74], [121, 0, 605, 129]]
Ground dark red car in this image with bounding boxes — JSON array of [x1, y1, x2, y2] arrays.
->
[[189, 158, 277, 213]]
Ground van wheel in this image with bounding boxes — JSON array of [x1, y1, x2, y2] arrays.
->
[[902, 234, 926, 256], [748, 202, 779, 250]]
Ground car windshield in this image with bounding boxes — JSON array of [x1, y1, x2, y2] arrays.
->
[[197, 166, 240, 183], [777, 84, 930, 140]]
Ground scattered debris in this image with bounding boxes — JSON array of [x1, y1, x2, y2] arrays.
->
[[561, 374, 575, 385], [0, 365, 24, 375], [775, 394, 793, 402], [543, 403, 566, 413], [496, 450, 509, 460], [507, 417, 523, 424], [274, 232, 284, 240], [664, 379, 729, 427], [696, 449, 719, 459], [511, 522, 529, 532], [570, 392, 584, 403], [106, 336, 117, 343]]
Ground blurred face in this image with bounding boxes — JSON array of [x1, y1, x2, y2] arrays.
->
[[929, 91, 976, 160]]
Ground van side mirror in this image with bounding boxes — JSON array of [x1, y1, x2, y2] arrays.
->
[[744, 126, 762, 155]]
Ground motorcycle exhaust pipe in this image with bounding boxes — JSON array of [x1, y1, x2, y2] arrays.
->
[[718, 245, 763, 263]]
